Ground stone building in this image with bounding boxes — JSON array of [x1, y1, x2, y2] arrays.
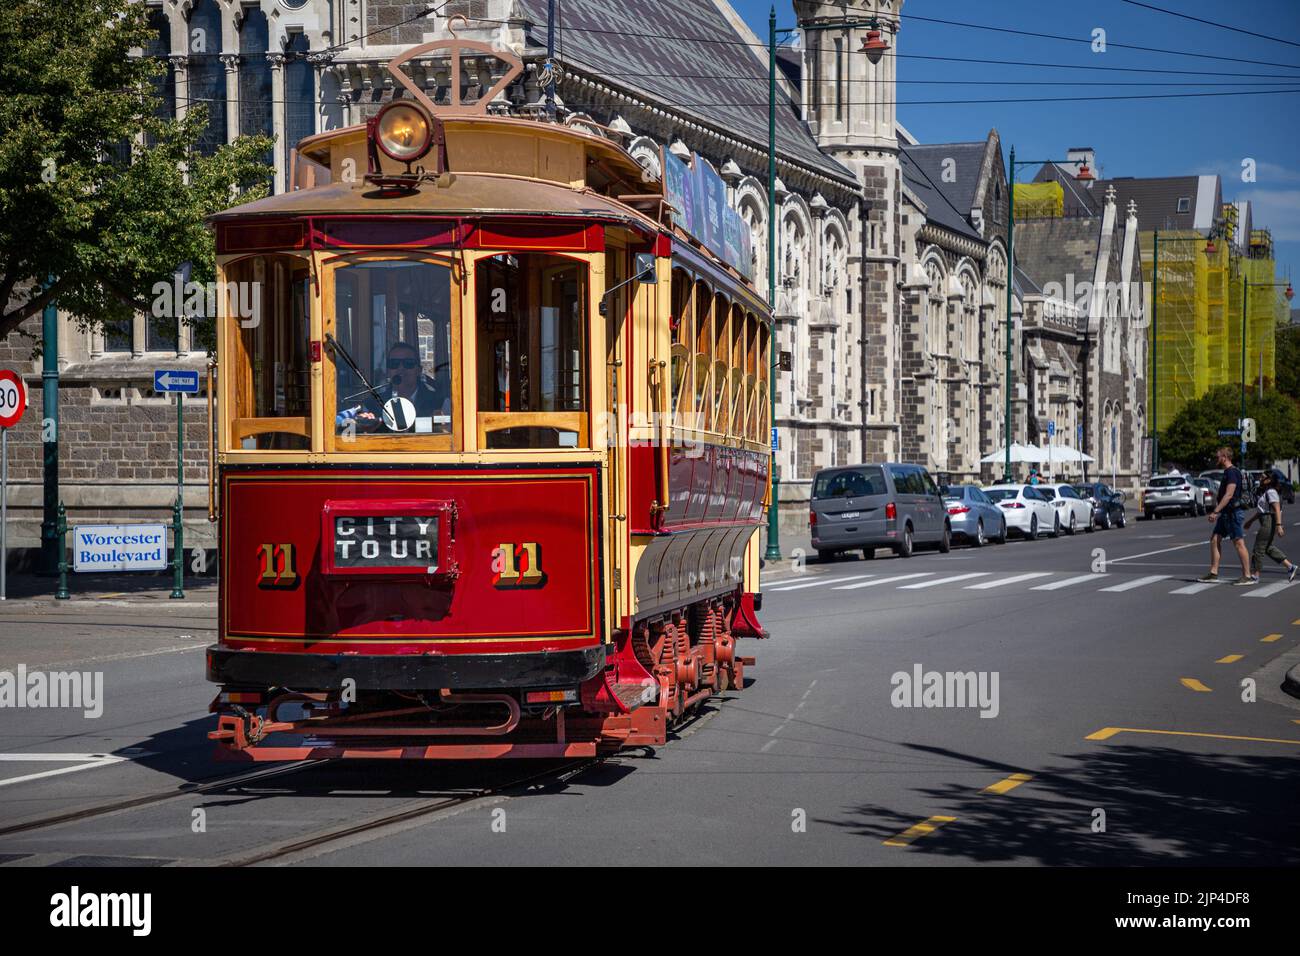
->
[[1011, 185, 1148, 485]]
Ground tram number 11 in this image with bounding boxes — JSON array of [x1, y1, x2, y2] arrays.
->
[[492, 542, 546, 589]]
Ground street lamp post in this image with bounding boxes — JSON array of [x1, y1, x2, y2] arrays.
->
[[1004, 151, 1093, 481], [765, 7, 781, 562]]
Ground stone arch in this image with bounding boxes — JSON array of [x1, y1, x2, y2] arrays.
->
[[920, 247, 947, 356], [779, 196, 813, 401], [734, 176, 768, 296]]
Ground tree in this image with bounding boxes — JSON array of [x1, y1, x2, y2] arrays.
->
[[1161, 383, 1300, 470], [1276, 323, 1300, 405], [0, 0, 273, 348]]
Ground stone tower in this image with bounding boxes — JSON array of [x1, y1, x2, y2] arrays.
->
[[793, 0, 903, 461]]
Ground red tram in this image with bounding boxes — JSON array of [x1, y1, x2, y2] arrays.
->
[[205, 41, 771, 760]]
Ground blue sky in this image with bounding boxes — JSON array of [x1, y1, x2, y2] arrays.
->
[[731, 0, 1300, 287]]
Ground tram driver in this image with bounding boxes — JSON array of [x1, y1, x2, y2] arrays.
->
[[336, 341, 450, 435]]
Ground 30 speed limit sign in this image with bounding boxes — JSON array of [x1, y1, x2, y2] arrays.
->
[[0, 369, 27, 429]]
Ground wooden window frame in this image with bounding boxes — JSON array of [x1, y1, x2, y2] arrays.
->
[[321, 249, 464, 454], [221, 252, 316, 453]]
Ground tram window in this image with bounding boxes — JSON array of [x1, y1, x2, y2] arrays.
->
[[476, 253, 589, 449], [332, 259, 454, 440], [225, 255, 312, 451]]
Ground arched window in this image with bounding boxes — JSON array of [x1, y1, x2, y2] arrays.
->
[[187, 0, 226, 155]]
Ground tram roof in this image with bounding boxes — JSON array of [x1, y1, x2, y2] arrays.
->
[[209, 172, 660, 235]]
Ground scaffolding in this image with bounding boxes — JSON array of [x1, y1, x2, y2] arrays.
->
[[1144, 226, 1283, 427], [1012, 181, 1064, 219]]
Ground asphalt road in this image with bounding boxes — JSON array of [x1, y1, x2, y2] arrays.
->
[[1, 506, 1297, 866]]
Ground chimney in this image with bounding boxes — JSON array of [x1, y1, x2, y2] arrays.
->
[[1066, 147, 1096, 173]]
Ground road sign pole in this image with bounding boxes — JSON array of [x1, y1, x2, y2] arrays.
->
[[1, 427, 7, 602], [171, 391, 185, 599]]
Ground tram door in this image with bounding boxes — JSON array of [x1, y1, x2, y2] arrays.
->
[[604, 247, 628, 624]]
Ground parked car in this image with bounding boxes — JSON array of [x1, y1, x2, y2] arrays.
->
[[1199, 469, 1225, 489], [1269, 469, 1295, 505], [1140, 474, 1199, 518], [1189, 478, 1216, 513], [982, 484, 1059, 539], [1073, 481, 1127, 530], [1038, 483, 1094, 534], [810, 462, 951, 559], [940, 484, 1008, 546]]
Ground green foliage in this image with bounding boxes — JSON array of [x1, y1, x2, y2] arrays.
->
[[0, 0, 273, 349], [1276, 323, 1300, 405], [1161, 383, 1300, 470]]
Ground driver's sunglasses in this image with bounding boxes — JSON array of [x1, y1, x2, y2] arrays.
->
[[387, 358, 419, 370]]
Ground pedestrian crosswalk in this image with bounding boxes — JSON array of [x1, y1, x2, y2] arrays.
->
[[763, 569, 1298, 600]]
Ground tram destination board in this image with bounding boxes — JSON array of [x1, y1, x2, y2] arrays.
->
[[331, 514, 439, 573]]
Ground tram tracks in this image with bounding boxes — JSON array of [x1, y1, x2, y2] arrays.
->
[[215, 758, 603, 866], [0, 759, 322, 839], [0, 756, 603, 866]]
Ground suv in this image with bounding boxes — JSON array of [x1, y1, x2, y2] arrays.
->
[[810, 463, 951, 559], [1140, 474, 1198, 519]]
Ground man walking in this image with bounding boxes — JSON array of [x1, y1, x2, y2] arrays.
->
[[1199, 447, 1254, 585]]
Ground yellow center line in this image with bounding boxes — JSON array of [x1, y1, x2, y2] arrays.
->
[[1262, 633, 1283, 643], [1180, 677, 1212, 692], [883, 815, 956, 847], [1215, 654, 1244, 664], [1087, 726, 1300, 745], [982, 772, 1033, 795]]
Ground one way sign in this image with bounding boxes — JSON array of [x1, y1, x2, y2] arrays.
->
[[153, 369, 199, 393]]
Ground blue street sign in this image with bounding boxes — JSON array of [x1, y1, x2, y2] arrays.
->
[[1047, 419, 1056, 437], [153, 369, 199, 393], [1217, 428, 1241, 437], [1076, 424, 1082, 443], [770, 427, 779, 451]]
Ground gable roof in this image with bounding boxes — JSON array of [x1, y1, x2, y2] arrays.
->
[[1012, 217, 1102, 293], [899, 141, 986, 240], [514, 0, 859, 187]]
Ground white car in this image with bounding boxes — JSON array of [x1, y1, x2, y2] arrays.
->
[[1038, 483, 1094, 535], [982, 484, 1059, 540]]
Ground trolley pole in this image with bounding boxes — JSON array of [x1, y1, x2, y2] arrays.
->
[[1004, 146, 1015, 483], [544, 0, 557, 121], [764, 6, 781, 562], [1151, 230, 1159, 473]]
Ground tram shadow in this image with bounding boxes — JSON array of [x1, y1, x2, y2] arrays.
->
[[114, 714, 642, 805]]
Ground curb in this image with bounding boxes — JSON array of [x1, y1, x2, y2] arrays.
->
[[1284, 664, 1300, 702]]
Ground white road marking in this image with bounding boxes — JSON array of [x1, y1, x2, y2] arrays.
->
[[1099, 574, 1172, 592], [767, 574, 875, 592], [832, 572, 934, 590], [1031, 573, 1108, 591], [964, 572, 1052, 590], [1109, 542, 1202, 564], [898, 573, 992, 589], [1243, 580, 1297, 599], [0, 753, 126, 789], [1170, 581, 1222, 595]]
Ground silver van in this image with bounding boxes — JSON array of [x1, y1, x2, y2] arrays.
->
[[809, 462, 951, 559]]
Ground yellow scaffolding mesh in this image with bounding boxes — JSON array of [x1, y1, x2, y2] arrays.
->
[[1204, 239, 1229, 388], [1142, 230, 1207, 429], [1144, 224, 1284, 428], [1012, 181, 1063, 218]]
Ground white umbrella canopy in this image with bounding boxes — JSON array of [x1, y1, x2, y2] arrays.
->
[[1044, 445, 1096, 464], [980, 442, 1043, 464]]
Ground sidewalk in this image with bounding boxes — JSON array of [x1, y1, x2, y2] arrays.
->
[[0, 570, 217, 606]]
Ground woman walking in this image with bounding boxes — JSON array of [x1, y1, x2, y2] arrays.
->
[[1244, 472, 1298, 584]]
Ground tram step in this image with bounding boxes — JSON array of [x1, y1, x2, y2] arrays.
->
[[611, 681, 656, 712]]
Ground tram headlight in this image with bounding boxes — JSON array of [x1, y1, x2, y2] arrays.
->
[[373, 101, 433, 164]]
